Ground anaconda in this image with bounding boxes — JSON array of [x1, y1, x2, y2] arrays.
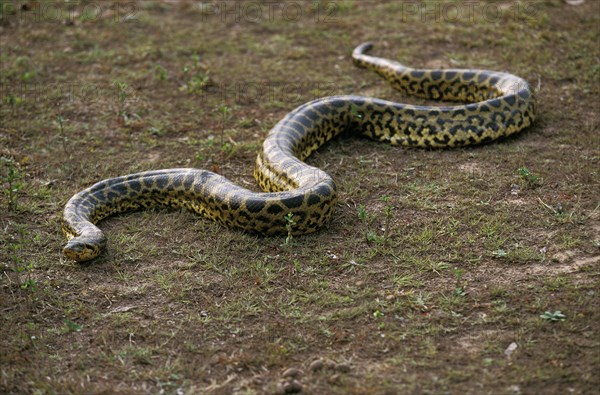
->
[[62, 43, 536, 262]]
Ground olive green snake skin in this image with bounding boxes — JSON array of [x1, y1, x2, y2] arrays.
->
[[62, 43, 536, 262]]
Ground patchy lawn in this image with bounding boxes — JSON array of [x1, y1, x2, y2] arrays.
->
[[1, 0, 598, 394]]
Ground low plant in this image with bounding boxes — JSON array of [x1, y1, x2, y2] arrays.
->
[[63, 319, 82, 333], [1, 156, 24, 211], [182, 54, 210, 95], [115, 80, 128, 118], [55, 116, 68, 156], [517, 166, 541, 188], [155, 64, 168, 81], [357, 197, 396, 245], [6, 224, 37, 291], [540, 310, 566, 322], [217, 104, 232, 154], [453, 267, 467, 297]]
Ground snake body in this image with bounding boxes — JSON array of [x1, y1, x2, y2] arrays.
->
[[62, 43, 536, 262]]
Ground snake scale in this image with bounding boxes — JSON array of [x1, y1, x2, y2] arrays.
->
[[62, 43, 536, 262]]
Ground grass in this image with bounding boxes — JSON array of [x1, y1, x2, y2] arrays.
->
[[1, 0, 599, 394]]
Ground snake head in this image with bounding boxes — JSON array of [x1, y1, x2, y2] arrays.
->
[[63, 236, 105, 262]]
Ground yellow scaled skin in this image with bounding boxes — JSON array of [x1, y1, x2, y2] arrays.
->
[[62, 43, 536, 262]]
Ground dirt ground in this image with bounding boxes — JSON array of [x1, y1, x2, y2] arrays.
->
[[1, 0, 598, 394]]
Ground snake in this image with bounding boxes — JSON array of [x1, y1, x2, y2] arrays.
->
[[61, 43, 536, 262]]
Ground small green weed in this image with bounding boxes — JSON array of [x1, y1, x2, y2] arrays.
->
[[453, 267, 467, 297], [492, 249, 508, 258], [6, 225, 37, 291], [372, 310, 384, 318], [517, 166, 542, 188], [366, 231, 384, 244], [293, 259, 302, 273], [115, 80, 128, 115], [4, 94, 24, 109], [187, 72, 210, 94], [357, 203, 368, 221], [182, 54, 210, 95], [357, 203, 373, 242], [114, 80, 134, 126], [409, 292, 431, 312], [14, 263, 37, 291], [1, 157, 24, 211], [357, 197, 396, 245], [540, 310, 566, 322], [155, 64, 168, 81], [216, 104, 233, 159], [63, 319, 82, 333], [54, 116, 70, 159]]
